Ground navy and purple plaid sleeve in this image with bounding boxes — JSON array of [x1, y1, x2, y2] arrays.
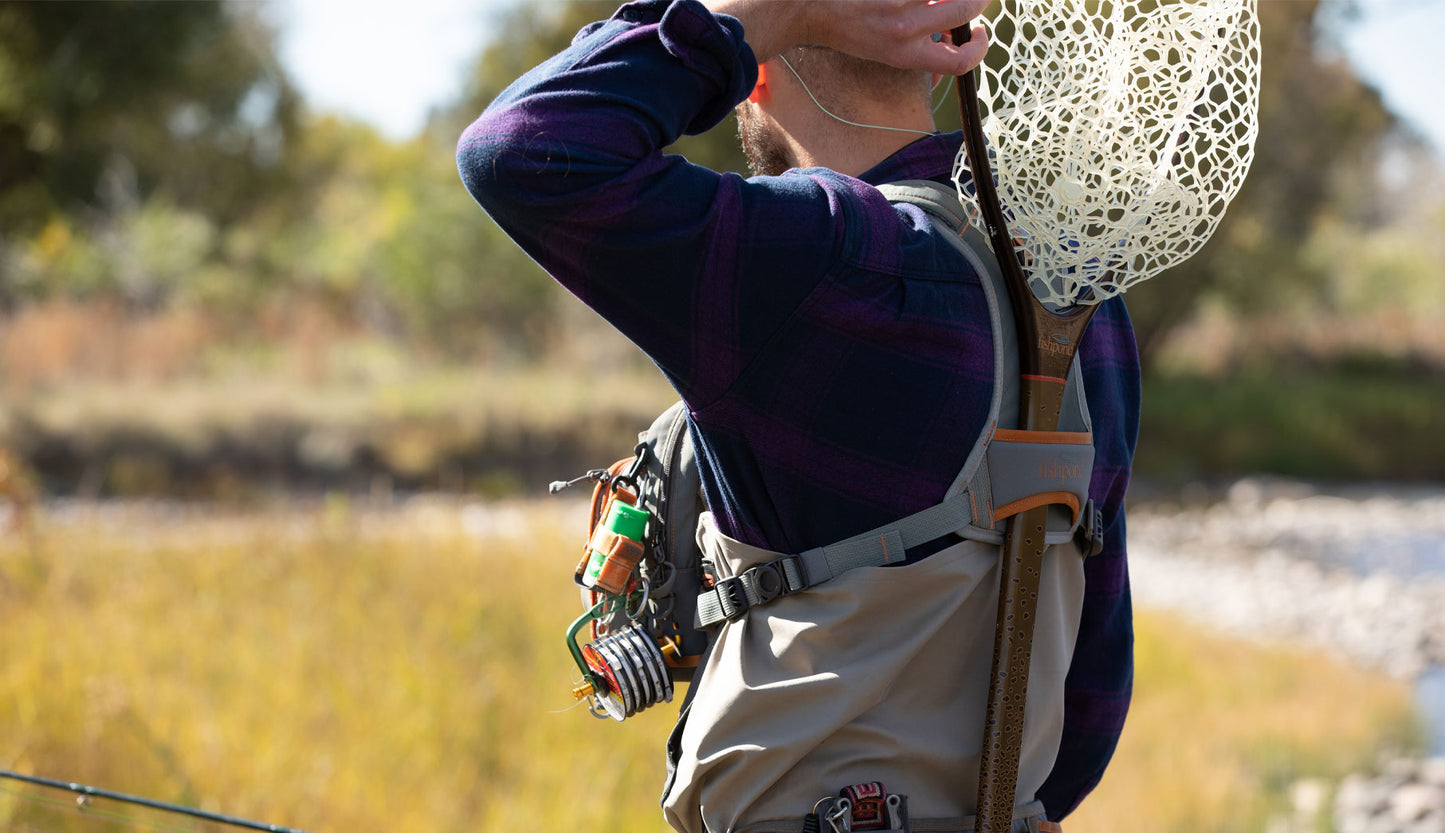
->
[[458, 0, 860, 407]]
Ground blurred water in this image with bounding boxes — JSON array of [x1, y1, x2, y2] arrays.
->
[[1132, 480, 1445, 753], [1322, 532, 1445, 579], [1417, 667, 1445, 755], [1316, 500, 1445, 754]]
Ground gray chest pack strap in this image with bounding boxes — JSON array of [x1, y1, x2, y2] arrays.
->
[[695, 180, 1101, 630]]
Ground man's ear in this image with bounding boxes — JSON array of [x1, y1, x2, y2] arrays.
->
[[747, 62, 769, 104]]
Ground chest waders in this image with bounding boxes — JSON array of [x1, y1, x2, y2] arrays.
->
[[555, 183, 1100, 831]]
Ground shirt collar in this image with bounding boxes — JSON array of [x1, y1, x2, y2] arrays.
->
[[857, 130, 963, 187]]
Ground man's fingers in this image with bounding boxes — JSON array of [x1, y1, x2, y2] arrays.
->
[[850, 0, 991, 76], [779, 0, 990, 75], [905, 0, 990, 75], [894, 20, 988, 77], [910, 0, 991, 42], [945, 20, 990, 75]]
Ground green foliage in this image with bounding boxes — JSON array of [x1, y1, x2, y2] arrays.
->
[[1124, 0, 1404, 367], [441, 0, 749, 175], [378, 136, 560, 355], [449, 1, 620, 137], [7, 202, 219, 306], [0, 0, 299, 233], [1138, 367, 1445, 482]]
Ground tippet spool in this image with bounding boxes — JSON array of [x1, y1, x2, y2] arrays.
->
[[581, 626, 675, 721]]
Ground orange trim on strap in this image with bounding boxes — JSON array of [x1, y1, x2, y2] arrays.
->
[[992, 491, 1081, 525], [1020, 373, 1067, 384], [992, 428, 1093, 445]]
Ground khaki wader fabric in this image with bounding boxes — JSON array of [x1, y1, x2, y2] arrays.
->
[[662, 514, 1086, 833]]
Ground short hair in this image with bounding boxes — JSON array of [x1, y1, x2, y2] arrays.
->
[[780, 45, 932, 121]]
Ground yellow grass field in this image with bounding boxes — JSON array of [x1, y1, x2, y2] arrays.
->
[[0, 500, 1419, 832]]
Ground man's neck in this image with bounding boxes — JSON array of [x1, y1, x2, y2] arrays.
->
[[781, 104, 936, 177], [791, 126, 929, 177]]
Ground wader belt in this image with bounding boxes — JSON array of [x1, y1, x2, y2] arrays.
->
[[733, 799, 1056, 833]]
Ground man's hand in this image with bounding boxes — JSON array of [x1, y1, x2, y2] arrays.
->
[[704, 0, 989, 75]]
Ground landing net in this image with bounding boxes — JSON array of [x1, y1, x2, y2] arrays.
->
[[953, 0, 1261, 307]]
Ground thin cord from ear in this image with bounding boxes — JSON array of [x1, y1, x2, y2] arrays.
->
[[776, 53, 936, 138], [932, 75, 955, 116]]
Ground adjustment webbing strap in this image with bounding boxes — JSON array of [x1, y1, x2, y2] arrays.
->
[[695, 484, 977, 627], [694, 471, 1100, 628]]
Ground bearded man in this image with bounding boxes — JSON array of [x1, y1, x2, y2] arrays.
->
[[458, 1, 1139, 831]]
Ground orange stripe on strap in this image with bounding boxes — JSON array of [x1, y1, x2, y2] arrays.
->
[[992, 492, 1081, 525], [1021, 373, 1067, 384], [992, 428, 1092, 445]]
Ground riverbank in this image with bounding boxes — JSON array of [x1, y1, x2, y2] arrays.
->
[[3, 365, 1443, 502], [1130, 477, 1445, 678], [1128, 478, 1445, 833]]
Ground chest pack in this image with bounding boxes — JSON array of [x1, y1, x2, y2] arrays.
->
[[554, 180, 1102, 722]]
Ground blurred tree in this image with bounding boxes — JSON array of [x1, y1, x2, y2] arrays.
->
[[431, 0, 749, 358], [441, 0, 748, 175], [378, 141, 561, 358], [0, 0, 300, 234], [1123, 0, 1402, 369]]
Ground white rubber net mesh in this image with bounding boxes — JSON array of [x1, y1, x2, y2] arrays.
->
[[953, 0, 1260, 307]]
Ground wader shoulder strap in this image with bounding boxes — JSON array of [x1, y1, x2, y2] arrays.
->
[[695, 180, 1099, 630]]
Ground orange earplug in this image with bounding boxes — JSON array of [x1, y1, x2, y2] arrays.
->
[[747, 62, 768, 104]]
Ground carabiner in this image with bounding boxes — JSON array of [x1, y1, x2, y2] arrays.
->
[[825, 798, 853, 833], [625, 579, 652, 621]]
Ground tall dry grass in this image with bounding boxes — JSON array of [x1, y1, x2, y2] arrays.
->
[[0, 501, 1418, 832]]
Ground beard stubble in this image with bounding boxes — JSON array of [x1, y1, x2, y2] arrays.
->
[[735, 104, 794, 178]]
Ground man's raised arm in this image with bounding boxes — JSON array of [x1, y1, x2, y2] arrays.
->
[[702, 0, 989, 69]]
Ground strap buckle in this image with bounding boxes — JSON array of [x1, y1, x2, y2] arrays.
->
[[749, 561, 787, 604], [825, 798, 853, 833], [806, 788, 910, 833], [1073, 498, 1104, 558], [698, 555, 808, 627], [713, 575, 748, 620]]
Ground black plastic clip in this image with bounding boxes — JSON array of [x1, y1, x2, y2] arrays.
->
[[1074, 499, 1105, 558], [714, 576, 749, 620]]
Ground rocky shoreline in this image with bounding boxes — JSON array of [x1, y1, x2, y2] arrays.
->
[[1128, 478, 1445, 833], [1130, 478, 1445, 679]]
